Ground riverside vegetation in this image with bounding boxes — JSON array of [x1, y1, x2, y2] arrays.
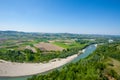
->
[[28, 42, 120, 80]]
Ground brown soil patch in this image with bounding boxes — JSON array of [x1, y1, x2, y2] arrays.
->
[[35, 42, 64, 51]]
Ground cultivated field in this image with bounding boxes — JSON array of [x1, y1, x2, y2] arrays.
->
[[35, 42, 64, 51]]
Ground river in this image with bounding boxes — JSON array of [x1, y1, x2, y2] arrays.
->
[[0, 44, 97, 80]]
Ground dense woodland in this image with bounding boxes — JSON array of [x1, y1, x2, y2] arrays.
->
[[28, 42, 120, 80]]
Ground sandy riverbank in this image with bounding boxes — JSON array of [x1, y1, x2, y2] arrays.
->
[[0, 54, 78, 77]]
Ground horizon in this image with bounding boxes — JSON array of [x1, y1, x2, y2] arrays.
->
[[0, 0, 120, 35], [1, 30, 120, 36]]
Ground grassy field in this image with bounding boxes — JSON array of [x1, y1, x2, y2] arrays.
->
[[52, 41, 87, 49], [52, 41, 70, 48]]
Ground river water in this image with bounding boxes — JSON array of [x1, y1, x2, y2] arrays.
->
[[0, 44, 96, 80]]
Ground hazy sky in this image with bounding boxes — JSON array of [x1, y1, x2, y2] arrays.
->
[[0, 0, 120, 35]]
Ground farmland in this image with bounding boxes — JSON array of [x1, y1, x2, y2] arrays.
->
[[52, 40, 87, 49], [35, 42, 64, 51], [0, 31, 91, 62], [0, 31, 120, 63]]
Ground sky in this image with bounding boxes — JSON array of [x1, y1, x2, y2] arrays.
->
[[0, 0, 120, 35]]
